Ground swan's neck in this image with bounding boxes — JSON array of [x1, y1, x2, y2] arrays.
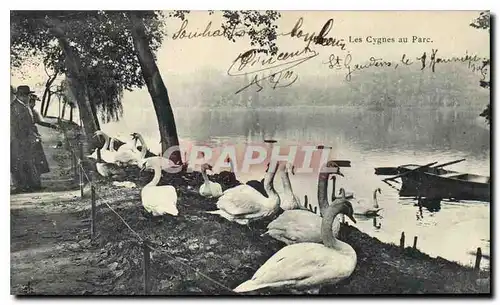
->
[[321, 204, 344, 249], [101, 134, 110, 150], [373, 190, 379, 208], [146, 166, 162, 187], [280, 168, 294, 197], [108, 138, 116, 152], [264, 167, 279, 205], [317, 172, 330, 216], [201, 168, 210, 186], [137, 135, 147, 159], [331, 176, 336, 202]]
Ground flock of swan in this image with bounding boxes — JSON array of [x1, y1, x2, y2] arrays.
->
[[88, 131, 385, 294]]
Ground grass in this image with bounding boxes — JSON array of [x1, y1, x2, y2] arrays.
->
[[77, 167, 490, 295]]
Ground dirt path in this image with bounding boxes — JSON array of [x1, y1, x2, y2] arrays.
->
[[10, 123, 104, 295]]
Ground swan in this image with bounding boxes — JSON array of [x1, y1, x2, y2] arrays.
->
[[233, 197, 357, 293], [245, 162, 270, 197], [140, 157, 178, 216], [330, 173, 355, 201], [206, 162, 281, 226], [199, 163, 223, 198], [88, 131, 117, 163], [114, 134, 140, 166], [262, 161, 344, 244], [95, 138, 126, 179], [218, 157, 238, 186], [353, 188, 383, 216], [115, 133, 151, 167], [279, 162, 301, 210]]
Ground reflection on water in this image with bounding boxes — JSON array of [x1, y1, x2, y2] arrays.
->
[[103, 106, 490, 269]]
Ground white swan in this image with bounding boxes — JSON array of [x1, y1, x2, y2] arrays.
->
[[206, 162, 281, 225], [115, 133, 150, 167], [353, 188, 383, 216], [140, 157, 178, 216], [199, 163, 223, 198], [330, 173, 355, 201], [95, 138, 126, 179], [88, 131, 117, 163], [279, 162, 302, 210], [262, 161, 344, 244], [233, 198, 357, 293]]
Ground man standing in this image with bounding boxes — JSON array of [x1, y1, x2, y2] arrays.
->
[[28, 93, 51, 175], [11, 85, 41, 192]]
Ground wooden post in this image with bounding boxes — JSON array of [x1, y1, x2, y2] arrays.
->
[[78, 139, 84, 198], [90, 185, 96, 240], [400, 232, 405, 249], [143, 241, 151, 295], [413, 236, 418, 249], [474, 247, 482, 272]]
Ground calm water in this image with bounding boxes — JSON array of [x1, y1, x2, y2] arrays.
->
[[102, 106, 491, 269]]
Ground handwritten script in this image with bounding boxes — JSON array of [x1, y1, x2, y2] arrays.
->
[[227, 47, 318, 94], [169, 16, 489, 93], [324, 49, 489, 82]]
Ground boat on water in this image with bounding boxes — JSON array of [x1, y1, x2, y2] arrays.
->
[[375, 159, 490, 203]]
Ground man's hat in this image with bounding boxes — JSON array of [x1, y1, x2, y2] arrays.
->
[[16, 85, 35, 96]]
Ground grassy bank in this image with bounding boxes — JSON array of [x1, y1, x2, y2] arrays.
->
[[66, 166, 490, 295]]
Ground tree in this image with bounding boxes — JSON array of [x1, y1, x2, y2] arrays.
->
[[470, 11, 491, 125], [11, 10, 281, 158], [127, 10, 280, 163], [11, 11, 159, 150]]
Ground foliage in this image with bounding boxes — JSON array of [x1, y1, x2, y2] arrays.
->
[[11, 10, 281, 124], [10, 10, 165, 123], [221, 10, 281, 55], [469, 11, 491, 125], [470, 11, 490, 31]]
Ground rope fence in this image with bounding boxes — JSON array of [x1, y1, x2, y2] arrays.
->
[[58, 123, 238, 295]]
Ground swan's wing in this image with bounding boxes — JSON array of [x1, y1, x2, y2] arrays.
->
[[142, 186, 178, 216], [245, 243, 331, 286], [217, 185, 267, 216], [267, 210, 319, 230]]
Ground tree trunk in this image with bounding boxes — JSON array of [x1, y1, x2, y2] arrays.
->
[[129, 13, 182, 164], [47, 22, 100, 151], [41, 71, 58, 116], [43, 90, 53, 117], [61, 101, 67, 119]]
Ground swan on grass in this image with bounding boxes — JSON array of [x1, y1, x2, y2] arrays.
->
[[234, 197, 357, 294], [262, 161, 345, 244], [199, 163, 223, 198], [88, 131, 117, 163], [245, 162, 270, 197], [206, 161, 281, 226], [95, 137, 126, 179], [140, 157, 178, 216], [115, 133, 151, 167], [353, 188, 383, 216]]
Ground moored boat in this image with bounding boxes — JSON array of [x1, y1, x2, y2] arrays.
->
[[375, 160, 490, 202]]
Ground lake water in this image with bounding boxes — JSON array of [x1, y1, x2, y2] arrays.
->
[[102, 105, 491, 270]]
